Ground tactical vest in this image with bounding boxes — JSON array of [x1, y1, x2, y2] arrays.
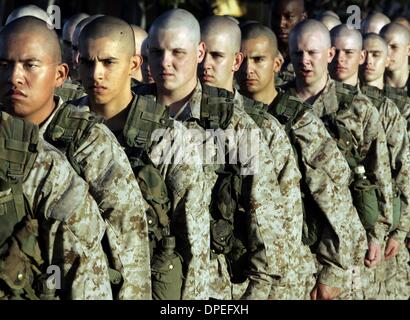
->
[[0, 113, 54, 300], [44, 103, 104, 176], [241, 95, 271, 128], [360, 85, 402, 230], [328, 82, 381, 230], [54, 81, 86, 103], [267, 90, 326, 247], [120, 91, 184, 300]]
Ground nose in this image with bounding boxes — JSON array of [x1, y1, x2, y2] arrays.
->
[[160, 51, 172, 70], [366, 53, 374, 66], [8, 63, 24, 86], [279, 16, 287, 29], [92, 61, 104, 81], [336, 50, 345, 64], [202, 53, 213, 70]]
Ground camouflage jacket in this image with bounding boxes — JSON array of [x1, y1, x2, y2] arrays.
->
[[309, 79, 393, 243], [360, 85, 410, 243], [234, 91, 314, 289], [276, 61, 295, 87], [55, 80, 86, 102], [40, 97, 151, 300], [174, 81, 296, 299], [22, 136, 112, 299], [267, 92, 367, 290], [76, 94, 211, 300]]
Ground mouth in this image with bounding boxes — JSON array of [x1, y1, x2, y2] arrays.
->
[[278, 31, 288, 39], [245, 79, 258, 86], [6, 88, 27, 100], [89, 85, 108, 94], [299, 69, 313, 77], [161, 72, 174, 79], [335, 65, 347, 72], [201, 75, 214, 82]]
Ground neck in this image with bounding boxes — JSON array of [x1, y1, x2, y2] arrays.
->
[[366, 76, 384, 90], [342, 73, 358, 87], [158, 78, 198, 114], [295, 74, 328, 103], [385, 65, 409, 88], [90, 90, 132, 121], [251, 86, 278, 105]]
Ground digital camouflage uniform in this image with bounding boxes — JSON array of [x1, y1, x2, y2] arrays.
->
[[75, 94, 211, 300], [54, 80, 86, 102], [7, 114, 112, 299], [267, 91, 368, 300], [173, 81, 303, 300], [234, 90, 310, 300], [306, 79, 393, 299], [40, 96, 151, 300], [361, 85, 410, 300]]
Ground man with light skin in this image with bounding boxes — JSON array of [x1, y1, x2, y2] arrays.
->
[[270, 0, 307, 85], [289, 21, 393, 299], [199, 16, 306, 300], [359, 33, 410, 300], [381, 23, 410, 91], [130, 24, 148, 83], [394, 17, 410, 32], [238, 22, 368, 300], [147, 9, 292, 300], [76, 15, 212, 300], [62, 13, 89, 79], [361, 12, 391, 35], [0, 16, 152, 300]]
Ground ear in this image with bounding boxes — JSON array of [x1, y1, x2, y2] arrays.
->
[[301, 12, 307, 21], [55, 63, 69, 88], [328, 46, 336, 63], [232, 52, 244, 72], [198, 41, 206, 63], [130, 54, 143, 75], [359, 49, 366, 65], [273, 55, 282, 73]]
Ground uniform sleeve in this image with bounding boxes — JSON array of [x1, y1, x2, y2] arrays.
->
[[291, 111, 367, 289], [381, 99, 410, 243], [360, 100, 393, 243], [72, 124, 151, 299], [23, 140, 112, 299], [232, 113, 290, 300]]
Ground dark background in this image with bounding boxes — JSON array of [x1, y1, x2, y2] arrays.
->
[[0, 0, 409, 32]]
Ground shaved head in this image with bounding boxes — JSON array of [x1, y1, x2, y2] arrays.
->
[[6, 4, 49, 25], [361, 33, 389, 86], [1, 16, 61, 62], [361, 12, 391, 34], [149, 9, 201, 45], [394, 17, 410, 32], [241, 23, 279, 57], [201, 16, 241, 52], [63, 13, 89, 42], [79, 16, 135, 57], [130, 25, 148, 55], [72, 15, 104, 48], [289, 19, 331, 51], [380, 22, 410, 44], [330, 24, 363, 50], [363, 33, 388, 54], [319, 14, 341, 31], [319, 10, 339, 19]]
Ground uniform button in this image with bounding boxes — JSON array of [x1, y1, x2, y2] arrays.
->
[[346, 141, 350, 145], [169, 264, 174, 270], [148, 219, 152, 225], [17, 273, 24, 281], [220, 237, 224, 241]]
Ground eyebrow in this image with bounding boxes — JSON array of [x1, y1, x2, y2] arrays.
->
[[0, 57, 42, 63]]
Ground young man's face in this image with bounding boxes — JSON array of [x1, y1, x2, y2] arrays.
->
[[237, 36, 280, 96], [290, 32, 334, 88], [79, 37, 134, 106], [361, 39, 388, 83], [0, 32, 65, 122], [382, 31, 410, 72], [329, 36, 365, 83], [271, 0, 306, 46], [199, 33, 239, 91], [148, 27, 204, 95]]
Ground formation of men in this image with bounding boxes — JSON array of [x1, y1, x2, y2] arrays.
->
[[0, 1, 408, 300]]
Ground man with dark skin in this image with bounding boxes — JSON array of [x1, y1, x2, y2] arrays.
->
[[270, 0, 307, 84]]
